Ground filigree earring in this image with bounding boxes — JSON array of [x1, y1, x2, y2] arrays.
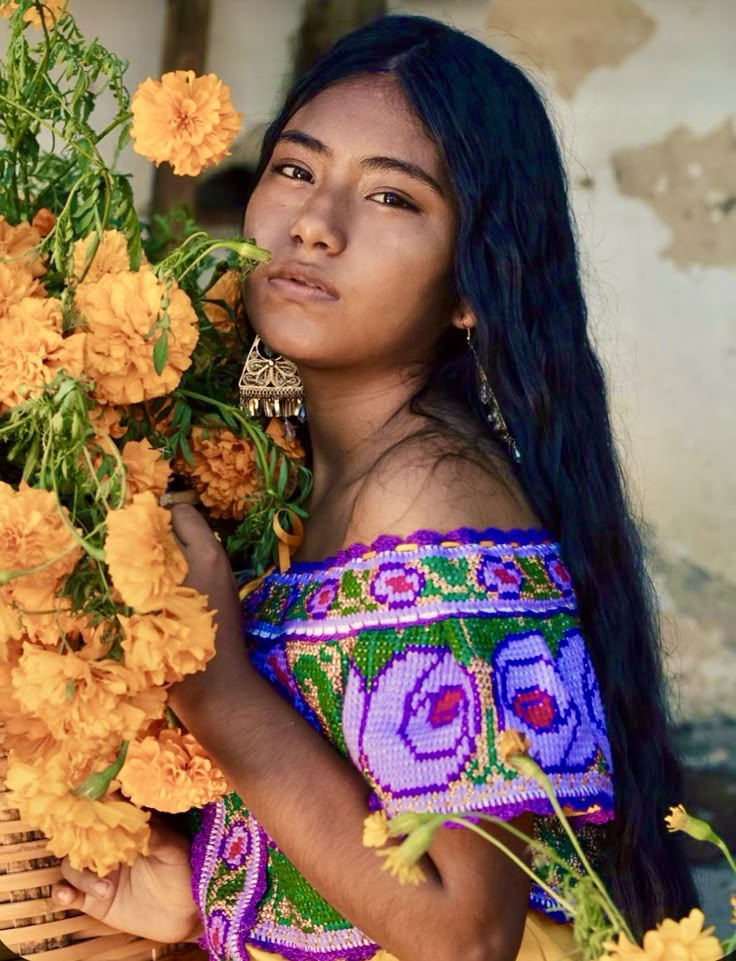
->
[[465, 326, 521, 463], [238, 335, 305, 420]]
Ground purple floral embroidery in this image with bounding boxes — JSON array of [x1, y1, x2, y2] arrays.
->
[[305, 578, 340, 619], [477, 556, 524, 598], [492, 631, 597, 771], [344, 646, 482, 795], [557, 630, 614, 772], [206, 910, 230, 960], [220, 821, 251, 870], [545, 556, 574, 596], [369, 563, 426, 609]]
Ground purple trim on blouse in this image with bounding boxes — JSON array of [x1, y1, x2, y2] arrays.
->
[[284, 525, 556, 574]]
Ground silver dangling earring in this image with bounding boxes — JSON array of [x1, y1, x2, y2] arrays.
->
[[238, 335, 306, 420], [465, 326, 521, 463]]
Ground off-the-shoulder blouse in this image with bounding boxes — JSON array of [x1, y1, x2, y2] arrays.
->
[[190, 527, 615, 961]]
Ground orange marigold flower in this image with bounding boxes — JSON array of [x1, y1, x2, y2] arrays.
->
[[11, 646, 155, 751], [0, 0, 68, 29], [0, 262, 44, 315], [0, 297, 85, 410], [121, 438, 171, 499], [266, 417, 306, 462], [6, 753, 150, 875], [75, 269, 198, 405], [120, 585, 215, 686], [105, 491, 188, 612], [72, 229, 130, 285], [90, 403, 128, 440], [204, 269, 242, 337], [180, 426, 259, 519], [0, 481, 82, 610], [599, 908, 722, 961], [32, 208, 56, 237], [119, 727, 229, 813], [131, 70, 243, 177], [0, 214, 46, 278]]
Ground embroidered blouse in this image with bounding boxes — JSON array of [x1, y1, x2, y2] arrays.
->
[[190, 528, 616, 961]]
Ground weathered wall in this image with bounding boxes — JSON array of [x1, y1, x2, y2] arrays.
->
[[1, 0, 733, 721]]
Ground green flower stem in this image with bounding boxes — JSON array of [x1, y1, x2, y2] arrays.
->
[[714, 837, 736, 876], [174, 238, 271, 284], [94, 111, 131, 145], [0, 93, 100, 166], [0, 545, 81, 585], [443, 816, 578, 919], [511, 756, 634, 941], [473, 813, 584, 877]]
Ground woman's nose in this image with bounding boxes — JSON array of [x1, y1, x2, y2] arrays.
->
[[288, 189, 348, 254]]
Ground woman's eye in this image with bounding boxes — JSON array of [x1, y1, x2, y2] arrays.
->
[[371, 191, 419, 212], [271, 162, 312, 182]]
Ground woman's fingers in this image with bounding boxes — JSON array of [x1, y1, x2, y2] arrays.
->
[[56, 857, 117, 904], [50, 879, 86, 911]]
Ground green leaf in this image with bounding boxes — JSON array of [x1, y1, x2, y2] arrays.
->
[[153, 330, 169, 376]]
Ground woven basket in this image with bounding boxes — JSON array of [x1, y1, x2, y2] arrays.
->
[[0, 730, 207, 961]]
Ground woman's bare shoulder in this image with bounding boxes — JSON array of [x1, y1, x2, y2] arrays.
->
[[343, 438, 541, 548]]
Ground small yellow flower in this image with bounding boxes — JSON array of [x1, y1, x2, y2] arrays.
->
[[599, 908, 722, 961], [377, 844, 427, 886], [363, 811, 390, 849], [664, 804, 717, 844], [0, 0, 68, 29], [497, 728, 532, 764]]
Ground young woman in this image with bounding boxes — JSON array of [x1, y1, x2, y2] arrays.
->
[[51, 14, 700, 961]]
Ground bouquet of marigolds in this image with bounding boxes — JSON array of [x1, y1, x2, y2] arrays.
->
[[0, 0, 310, 878], [363, 728, 736, 961]]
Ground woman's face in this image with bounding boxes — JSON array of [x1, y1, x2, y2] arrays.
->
[[242, 73, 462, 373]]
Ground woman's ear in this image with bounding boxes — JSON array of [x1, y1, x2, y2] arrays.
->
[[449, 300, 477, 333]]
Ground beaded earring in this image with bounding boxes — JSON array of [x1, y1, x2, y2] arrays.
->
[[465, 325, 521, 463]]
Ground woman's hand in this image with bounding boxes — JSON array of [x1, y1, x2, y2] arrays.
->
[[50, 816, 202, 945], [166, 503, 247, 723]]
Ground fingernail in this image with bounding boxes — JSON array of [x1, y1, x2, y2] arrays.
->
[[55, 888, 72, 904], [93, 880, 112, 898]]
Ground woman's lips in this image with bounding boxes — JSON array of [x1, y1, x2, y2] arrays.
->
[[267, 277, 339, 302]]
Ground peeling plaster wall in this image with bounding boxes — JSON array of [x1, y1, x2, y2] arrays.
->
[[1, 0, 733, 720]]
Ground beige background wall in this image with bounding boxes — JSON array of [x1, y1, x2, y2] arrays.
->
[[2, 0, 733, 721]]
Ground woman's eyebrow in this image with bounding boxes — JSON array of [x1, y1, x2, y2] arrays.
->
[[275, 128, 445, 199]]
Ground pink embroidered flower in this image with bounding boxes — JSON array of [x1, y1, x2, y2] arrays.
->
[[545, 556, 574, 596], [344, 646, 481, 795], [221, 822, 251, 869], [206, 910, 230, 959], [370, 563, 426, 609], [477, 556, 524, 598], [305, 578, 340, 619]]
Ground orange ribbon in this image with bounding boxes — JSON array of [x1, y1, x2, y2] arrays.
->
[[272, 508, 305, 573]]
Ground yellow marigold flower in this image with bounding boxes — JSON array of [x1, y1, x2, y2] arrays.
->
[[0, 214, 46, 277], [0, 481, 82, 607], [204, 269, 242, 337], [75, 269, 198, 405], [664, 804, 718, 844], [131, 70, 243, 177], [6, 753, 150, 875], [119, 727, 229, 813], [11, 646, 154, 751], [0, 0, 68, 29], [73, 229, 130, 285], [90, 402, 127, 439], [180, 426, 259, 519], [599, 908, 721, 961], [363, 810, 391, 849], [0, 262, 44, 315], [120, 585, 216, 685], [497, 728, 532, 764], [0, 298, 85, 410], [121, 438, 171, 499], [105, 491, 188, 612]]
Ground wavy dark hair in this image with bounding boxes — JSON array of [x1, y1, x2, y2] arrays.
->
[[247, 14, 699, 940]]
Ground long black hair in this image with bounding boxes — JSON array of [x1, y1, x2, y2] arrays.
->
[[249, 14, 699, 940]]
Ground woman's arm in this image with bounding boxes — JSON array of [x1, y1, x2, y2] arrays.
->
[[168, 504, 535, 961]]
